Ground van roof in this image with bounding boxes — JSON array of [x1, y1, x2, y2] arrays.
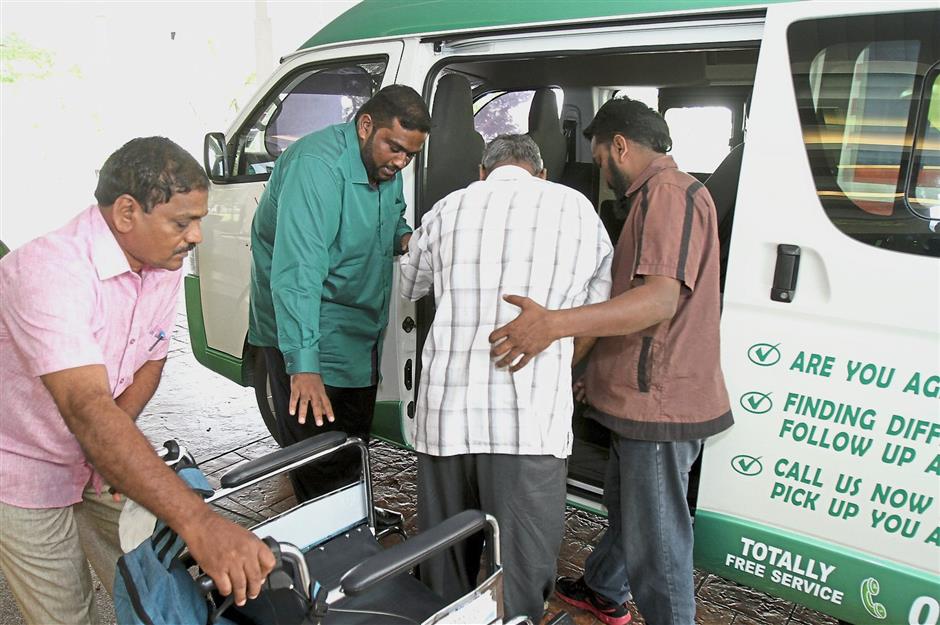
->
[[300, 0, 788, 50]]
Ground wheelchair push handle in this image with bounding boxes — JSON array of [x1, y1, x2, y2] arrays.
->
[[195, 574, 216, 595], [162, 440, 180, 462], [194, 537, 284, 595], [156, 440, 197, 469]]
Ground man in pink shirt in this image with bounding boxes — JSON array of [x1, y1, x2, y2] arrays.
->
[[0, 137, 274, 624]]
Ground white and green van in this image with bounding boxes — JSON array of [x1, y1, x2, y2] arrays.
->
[[190, 1, 939, 623]]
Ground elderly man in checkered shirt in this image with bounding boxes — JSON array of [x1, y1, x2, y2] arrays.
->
[[399, 133, 613, 622]]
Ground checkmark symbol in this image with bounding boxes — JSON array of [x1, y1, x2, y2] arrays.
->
[[747, 342, 781, 367], [740, 391, 773, 414], [731, 454, 763, 476]]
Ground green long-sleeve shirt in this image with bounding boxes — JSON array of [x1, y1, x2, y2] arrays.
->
[[248, 121, 411, 387]]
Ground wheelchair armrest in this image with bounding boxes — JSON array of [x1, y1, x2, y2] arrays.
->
[[220, 431, 348, 488], [340, 509, 487, 596]]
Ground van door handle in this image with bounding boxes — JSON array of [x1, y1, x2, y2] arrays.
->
[[771, 244, 801, 303]]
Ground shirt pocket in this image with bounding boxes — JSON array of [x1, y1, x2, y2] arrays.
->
[[120, 326, 168, 391]]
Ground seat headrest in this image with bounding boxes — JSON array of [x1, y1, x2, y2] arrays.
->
[[431, 74, 477, 136], [425, 74, 485, 209], [526, 88, 566, 182], [528, 89, 560, 130]]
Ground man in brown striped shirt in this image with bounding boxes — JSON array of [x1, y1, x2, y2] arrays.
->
[[490, 97, 732, 625]]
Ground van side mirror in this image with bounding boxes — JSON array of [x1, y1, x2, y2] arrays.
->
[[204, 132, 230, 181]]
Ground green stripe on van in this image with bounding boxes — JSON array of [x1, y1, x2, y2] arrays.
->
[[693, 510, 940, 625], [372, 400, 411, 448], [301, 0, 790, 50]]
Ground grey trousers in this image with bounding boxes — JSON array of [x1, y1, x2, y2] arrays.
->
[[0, 486, 124, 625], [416, 453, 567, 622]]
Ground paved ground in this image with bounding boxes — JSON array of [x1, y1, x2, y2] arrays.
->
[[0, 306, 838, 625]]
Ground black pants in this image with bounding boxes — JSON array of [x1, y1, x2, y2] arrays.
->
[[262, 347, 378, 502], [416, 453, 567, 622]]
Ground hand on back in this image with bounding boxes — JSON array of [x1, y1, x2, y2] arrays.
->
[[489, 295, 556, 372]]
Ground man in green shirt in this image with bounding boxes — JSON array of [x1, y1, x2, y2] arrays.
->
[[249, 85, 430, 502]]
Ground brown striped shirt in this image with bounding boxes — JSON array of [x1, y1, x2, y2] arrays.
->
[[585, 155, 733, 441]]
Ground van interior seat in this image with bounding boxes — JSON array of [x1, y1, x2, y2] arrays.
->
[[425, 74, 485, 210], [527, 89, 599, 206], [703, 142, 745, 292], [526, 88, 567, 183]]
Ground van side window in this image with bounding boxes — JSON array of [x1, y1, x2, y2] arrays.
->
[[232, 59, 387, 178], [907, 67, 940, 221], [788, 12, 940, 258], [473, 89, 563, 143], [613, 87, 741, 177], [664, 106, 733, 176]]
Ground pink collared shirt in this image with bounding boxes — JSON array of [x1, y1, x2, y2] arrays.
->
[[0, 205, 181, 508]]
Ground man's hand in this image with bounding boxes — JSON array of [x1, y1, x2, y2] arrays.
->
[[573, 378, 588, 403], [400, 232, 412, 253], [488, 295, 559, 372], [490, 278, 681, 372], [183, 511, 276, 606], [289, 372, 334, 426]]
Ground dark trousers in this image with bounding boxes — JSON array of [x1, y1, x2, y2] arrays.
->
[[416, 453, 567, 622], [583, 420, 703, 625], [262, 347, 378, 502]]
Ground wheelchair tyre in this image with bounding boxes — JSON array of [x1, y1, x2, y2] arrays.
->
[[253, 350, 285, 447]]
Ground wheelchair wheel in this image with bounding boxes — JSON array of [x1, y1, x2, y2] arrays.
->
[[253, 350, 285, 446]]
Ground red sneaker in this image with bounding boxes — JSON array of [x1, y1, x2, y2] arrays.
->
[[554, 576, 632, 625]]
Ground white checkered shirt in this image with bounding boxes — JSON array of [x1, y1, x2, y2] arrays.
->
[[400, 165, 613, 458]]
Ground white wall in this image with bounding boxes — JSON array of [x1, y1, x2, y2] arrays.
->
[[0, 0, 358, 248]]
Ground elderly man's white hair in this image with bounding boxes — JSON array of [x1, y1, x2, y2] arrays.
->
[[481, 134, 544, 172]]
